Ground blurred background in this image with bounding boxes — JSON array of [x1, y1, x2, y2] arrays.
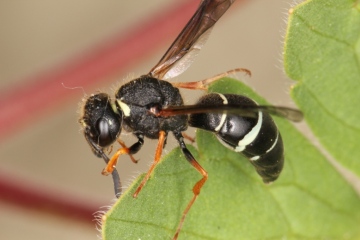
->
[[0, 0, 321, 239]]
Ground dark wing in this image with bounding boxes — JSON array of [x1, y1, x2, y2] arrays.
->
[[149, 0, 235, 80], [157, 104, 303, 122]]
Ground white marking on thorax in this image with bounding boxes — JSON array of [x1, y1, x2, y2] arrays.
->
[[117, 99, 131, 117], [111, 102, 119, 115], [250, 155, 260, 161], [235, 111, 263, 152], [214, 93, 228, 132], [266, 131, 279, 153]]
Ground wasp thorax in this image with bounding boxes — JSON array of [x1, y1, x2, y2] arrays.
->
[[115, 76, 188, 139]]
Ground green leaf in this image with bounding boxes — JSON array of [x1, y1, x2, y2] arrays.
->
[[284, 0, 360, 176], [102, 78, 360, 240]]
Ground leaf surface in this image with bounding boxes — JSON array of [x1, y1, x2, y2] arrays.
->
[[284, 0, 360, 176]]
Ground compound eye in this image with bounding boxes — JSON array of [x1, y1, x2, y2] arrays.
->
[[96, 117, 114, 146]]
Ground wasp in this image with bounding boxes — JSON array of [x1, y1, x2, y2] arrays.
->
[[79, 0, 303, 239]]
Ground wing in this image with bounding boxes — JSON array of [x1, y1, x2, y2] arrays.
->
[[157, 104, 304, 122], [149, 0, 236, 80]]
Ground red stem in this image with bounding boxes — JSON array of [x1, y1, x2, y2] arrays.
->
[[0, 171, 99, 223]]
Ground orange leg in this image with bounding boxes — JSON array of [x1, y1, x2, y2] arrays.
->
[[173, 157, 207, 240], [117, 139, 138, 163], [182, 132, 195, 143], [172, 68, 251, 90], [133, 131, 167, 198], [172, 132, 208, 240], [102, 146, 132, 176], [102, 138, 142, 176]]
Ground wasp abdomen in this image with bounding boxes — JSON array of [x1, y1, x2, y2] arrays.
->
[[189, 93, 284, 183]]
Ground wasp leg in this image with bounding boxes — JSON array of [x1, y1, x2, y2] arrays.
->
[[182, 132, 195, 143], [102, 134, 144, 176], [117, 139, 139, 163], [102, 154, 122, 198], [133, 131, 167, 198], [172, 68, 251, 90], [84, 131, 122, 197], [173, 132, 208, 240]]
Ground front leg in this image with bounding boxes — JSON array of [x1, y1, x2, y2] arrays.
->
[[83, 128, 122, 197], [102, 134, 144, 176]]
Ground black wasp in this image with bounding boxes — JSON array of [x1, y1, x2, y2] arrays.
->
[[79, 0, 303, 239]]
